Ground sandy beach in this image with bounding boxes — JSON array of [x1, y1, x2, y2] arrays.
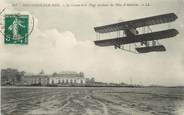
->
[[1, 87, 184, 115]]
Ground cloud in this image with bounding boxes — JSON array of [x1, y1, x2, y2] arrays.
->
[[1, 26, 184, 86]]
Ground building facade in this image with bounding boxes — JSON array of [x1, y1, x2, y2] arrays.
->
[[21, 74, 49, 86], [49, 72, 86, 85], [1, 69, 88, 86], [1, 68, 23, 85]]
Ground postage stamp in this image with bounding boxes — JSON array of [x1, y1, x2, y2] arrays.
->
[[4, 14, 29, 44]]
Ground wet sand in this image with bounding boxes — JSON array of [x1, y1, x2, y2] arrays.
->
[[1, 87, 184, 115]]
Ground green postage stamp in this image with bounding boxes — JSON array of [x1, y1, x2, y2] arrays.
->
[[4, 14, 29, 44]]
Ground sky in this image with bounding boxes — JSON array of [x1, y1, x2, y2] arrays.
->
[[0, 0, 184, 86]]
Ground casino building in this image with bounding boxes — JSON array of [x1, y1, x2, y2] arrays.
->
[[22, 71, 86, 86], [49, 72, 86, 85]]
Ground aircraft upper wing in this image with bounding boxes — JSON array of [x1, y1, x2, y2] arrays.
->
[[94, 13, 177, 33], [94, 29, 178, 46]]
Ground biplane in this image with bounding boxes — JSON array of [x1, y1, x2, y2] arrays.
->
[[94, 13, 179, 53]]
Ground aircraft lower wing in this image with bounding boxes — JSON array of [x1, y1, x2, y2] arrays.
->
[[94, 29, 178, 47]]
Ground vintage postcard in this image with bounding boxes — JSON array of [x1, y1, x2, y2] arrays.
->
[[0, 0, 184, 115]]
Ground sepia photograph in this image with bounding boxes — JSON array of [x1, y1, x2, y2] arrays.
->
[[0, 0, 184, 115]]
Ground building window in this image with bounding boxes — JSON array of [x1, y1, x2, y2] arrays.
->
[[80, 80, 83, 84], [34, 79, 37, 84], [39, 78, 41, 84], [58, 80, 61, 84], [52, 80, 54, 84]]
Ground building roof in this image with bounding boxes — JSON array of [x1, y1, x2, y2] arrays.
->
[[52, 71, 84, 78]]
